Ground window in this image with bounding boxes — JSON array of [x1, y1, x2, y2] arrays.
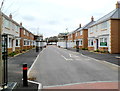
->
[[100, 38, 107, 46], [24, 30, 26, 35], [88, 39, 94, 47], [16, 39, 20, 47], [80, 31, 83, 35], [9, 38, 12, 48], [79, 39, 83, 46], [16, 40, 18, 46], [101, 22, 107, 29]]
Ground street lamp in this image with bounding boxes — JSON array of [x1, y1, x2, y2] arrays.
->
[[65, 28, 68, 49]]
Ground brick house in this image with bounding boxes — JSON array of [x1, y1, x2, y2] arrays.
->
[[20, 23, 35, 51], [75, 17, 95, 49], [1, 13, 21, 53], [88, 2, 120, 53]]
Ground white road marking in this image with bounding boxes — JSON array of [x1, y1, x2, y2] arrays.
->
[[28, 80, 42, 90], [80, 53, 119, 67], [115, 56, 120, 59], [69, 53, 79, 58], [28, 48, 46, 76], [61, 55, 73, 61]]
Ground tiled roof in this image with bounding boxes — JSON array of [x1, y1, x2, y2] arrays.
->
[[77, 21, 95, 31], [90, 8, 120, 27]]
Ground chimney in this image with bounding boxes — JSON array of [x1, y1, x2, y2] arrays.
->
[[116, 1, 120, 8], [79, 24, 81, 28], [91, 16, 94, 21], [20, 22, 22, 26], [9, 13, 12, 19]]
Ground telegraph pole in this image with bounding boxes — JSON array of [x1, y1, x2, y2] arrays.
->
[[0, 0, 4, 88]]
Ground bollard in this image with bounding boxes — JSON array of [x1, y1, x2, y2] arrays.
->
[[23, 63, 28, 87], [76, 47, 79, 52]]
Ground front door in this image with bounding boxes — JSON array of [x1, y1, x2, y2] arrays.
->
[[76, 41, 79, 52], [96, 39, 99, 49]]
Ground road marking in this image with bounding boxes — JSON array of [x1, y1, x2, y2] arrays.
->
[[61, 55, 73, 61], [69, 53, 79, 58], [43, 80, 118, 88], [115, 56, 120, 59], [28, 80, 42, 90], [28, 48, 46, 76], [80, 53, 119, 67]]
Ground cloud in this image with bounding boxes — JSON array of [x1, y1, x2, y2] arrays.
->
[[2, 0, 117, 38]]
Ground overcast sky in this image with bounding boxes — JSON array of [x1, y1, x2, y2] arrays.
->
[[1, 0, 117, 38]]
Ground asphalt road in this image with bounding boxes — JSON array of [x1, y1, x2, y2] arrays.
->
[[28, 45, 118, 87]]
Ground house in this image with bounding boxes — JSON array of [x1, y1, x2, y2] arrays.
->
[[20, 23, 35, 51], [67, 24, 82, 48], [57, 33, 68, 48], [75, 17, 95, 49], [1, 13, 21, 53], [88, 1, 120, 53]]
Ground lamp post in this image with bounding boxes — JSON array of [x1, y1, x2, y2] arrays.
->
[[65, 28, 68, 49]]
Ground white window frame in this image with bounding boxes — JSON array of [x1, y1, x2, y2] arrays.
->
[[16, 39, 20, 47], [8, 38, 12, 48], [79, 39, 83, 46], [88, 39, 94, 47], [99, 37, 108, 47], [80, 30, 83, 35]]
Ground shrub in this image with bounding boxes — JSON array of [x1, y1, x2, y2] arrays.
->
[[100, 51, 109, 53], [82, 48, 88, 50], [8, 52, 17, 57], [94, 49, 100, 52], [22, 49, 27, 51]]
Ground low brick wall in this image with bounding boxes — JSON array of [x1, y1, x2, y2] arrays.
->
[[99, 47, 108, 52], [8, 48, 13, 54], [88, 47, 94, 51]]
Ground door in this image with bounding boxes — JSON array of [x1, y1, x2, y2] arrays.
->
[[76, 41, 79, 52], [2, 34, 8, 86], [96, 39, 99, 49]]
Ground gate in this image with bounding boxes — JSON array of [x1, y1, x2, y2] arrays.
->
[[2, 34, 8, 86]]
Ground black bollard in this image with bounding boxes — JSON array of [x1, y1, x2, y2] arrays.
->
[[23, 63, 28, 87], [76, 47, 79, 52]]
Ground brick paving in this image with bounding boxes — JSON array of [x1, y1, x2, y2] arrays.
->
[[44, 81, 119, 89]]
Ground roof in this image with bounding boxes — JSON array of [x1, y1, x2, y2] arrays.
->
[[1, 12, 20, 27], [77, 21, 95, 31], [90, 8, 120, 27]]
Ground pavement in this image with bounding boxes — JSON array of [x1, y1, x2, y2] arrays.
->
[[28, 45, 119, 90], [67, 48, 120, 66], [4, 48, 41, 91]]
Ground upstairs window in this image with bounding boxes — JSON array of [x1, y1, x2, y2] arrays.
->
[[24, 30, 26, 35], [80, 31, 83, 35]]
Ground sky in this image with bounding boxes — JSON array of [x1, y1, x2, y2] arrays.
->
[[0, 0, 118, 38]]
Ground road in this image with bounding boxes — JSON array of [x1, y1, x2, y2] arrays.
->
[[28, 45, 118, 87]]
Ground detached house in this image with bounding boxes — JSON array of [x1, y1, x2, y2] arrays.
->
[[88, 2, 120, 53], [75, 17, 95, 49], [2, 13, 21, 53]]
